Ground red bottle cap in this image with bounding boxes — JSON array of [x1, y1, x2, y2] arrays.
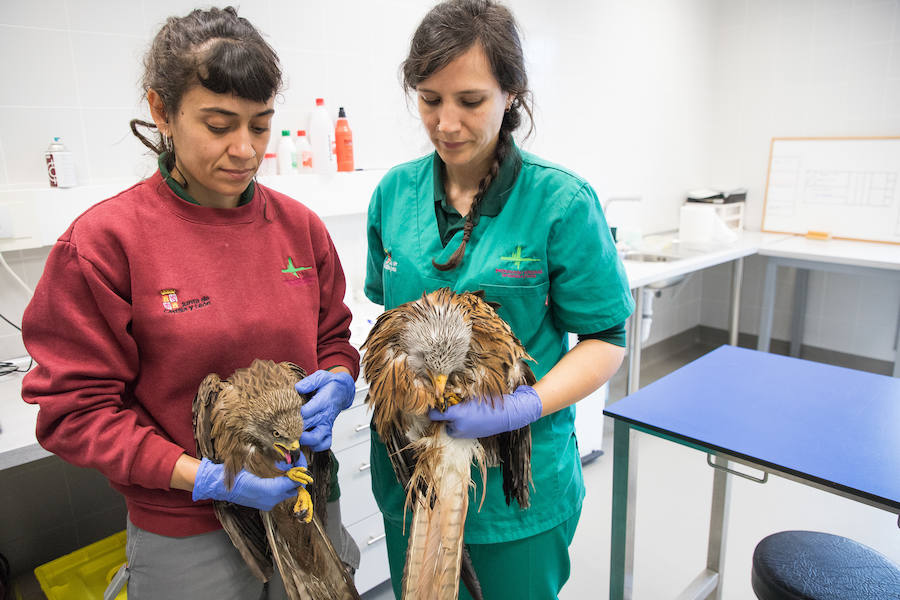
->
[[297, 130, 306, 136], [315, 98, 324, 106]]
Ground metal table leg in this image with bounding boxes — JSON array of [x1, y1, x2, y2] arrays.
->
[[610, 420, 638, 600], [790, 269, 809, 357], [728, 258, 744, 346], [757, 259, 777, 352], [894, 302, 900, 378], [705, 459, 731, 599], [626, 286, 644, 395]]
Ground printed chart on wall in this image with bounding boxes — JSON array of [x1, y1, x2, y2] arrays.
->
[[762, 137, 900, 244]]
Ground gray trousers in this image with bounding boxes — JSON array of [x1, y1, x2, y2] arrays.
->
[[107, 501, 360, 600]]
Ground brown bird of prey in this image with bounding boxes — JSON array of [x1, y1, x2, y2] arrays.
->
[[361, 288, 535, 600], [193, 359, 360, 600]]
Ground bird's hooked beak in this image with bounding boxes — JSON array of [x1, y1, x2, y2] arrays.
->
[[274, 439, 300, 464], [432, 373, 448, 399]]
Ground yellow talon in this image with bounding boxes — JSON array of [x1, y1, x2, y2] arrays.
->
[[293, 487, 313, 522], [440, 392, 462, 411], [286, 466, 313, 485]]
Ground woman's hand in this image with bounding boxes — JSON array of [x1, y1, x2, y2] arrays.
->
[[191, 457, 300, 511], [428, 385, 542, 439], [295, 369, 356, 451]]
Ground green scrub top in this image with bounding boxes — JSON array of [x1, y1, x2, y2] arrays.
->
[[364, 147, 634, 544]]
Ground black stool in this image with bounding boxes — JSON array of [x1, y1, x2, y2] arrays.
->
[[751, 530, 900, 599]]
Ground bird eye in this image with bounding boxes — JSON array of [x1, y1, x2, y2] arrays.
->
[[273, 430, 282, 439]]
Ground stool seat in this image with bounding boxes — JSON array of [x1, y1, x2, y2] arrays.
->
[[751, 530, 900, 600]]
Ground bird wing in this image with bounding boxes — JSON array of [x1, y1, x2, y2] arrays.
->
[[361, 307, 420, 490], [265, 504, 360, 600], [463, 291, 536, 509], [363, 291, 491, 600], [193, 373, 273, 581], [193, 360, 359, 596]]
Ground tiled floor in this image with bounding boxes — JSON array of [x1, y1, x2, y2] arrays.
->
[[363, 341, 900, 599]]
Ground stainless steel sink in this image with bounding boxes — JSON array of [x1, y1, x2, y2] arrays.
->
[[621, 251, 687, 289]]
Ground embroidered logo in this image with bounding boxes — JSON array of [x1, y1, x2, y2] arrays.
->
[[281, 257, 312, 277], [160, 289, 179, 310], [281, 256, 315, 287], [495, 246, 543, 279], [383, 250, 397, 272], [160, 288, 211, 314]]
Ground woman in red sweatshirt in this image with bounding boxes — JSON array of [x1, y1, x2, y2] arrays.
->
[[21, 7, 359, 599]]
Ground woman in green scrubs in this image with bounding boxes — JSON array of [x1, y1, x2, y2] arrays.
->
[[364, 1, 634, 597]]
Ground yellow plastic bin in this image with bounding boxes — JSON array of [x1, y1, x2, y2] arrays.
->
[[34, 530, 127, 600]]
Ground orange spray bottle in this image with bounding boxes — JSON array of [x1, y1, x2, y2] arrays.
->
[[335, 106, 354, 172]]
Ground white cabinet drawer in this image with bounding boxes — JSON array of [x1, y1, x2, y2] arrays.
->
[[333, 402, 371, 451], [348, 512, 390, 594], [351, 381, 370, 408], [335, 440, 378, 527]]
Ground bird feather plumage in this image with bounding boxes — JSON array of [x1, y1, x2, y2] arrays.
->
[[192, 359, 360, 600], [361, 288, 535, 600]]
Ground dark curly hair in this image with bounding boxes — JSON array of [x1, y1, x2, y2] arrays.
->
[[130, 6, 282, 170], [402, 0, 534, 271]]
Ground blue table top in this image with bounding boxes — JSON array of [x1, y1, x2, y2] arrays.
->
[[603, 345, 900, 512]]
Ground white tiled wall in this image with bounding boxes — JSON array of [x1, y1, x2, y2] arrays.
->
[[700, 0, 900, 362], [3, 0, 895, 362], [0, 0, 718, 359]]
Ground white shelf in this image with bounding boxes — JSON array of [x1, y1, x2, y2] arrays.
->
[[0, 170, 385, 253]]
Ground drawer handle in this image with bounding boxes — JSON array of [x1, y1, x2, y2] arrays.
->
[[354, 424, 369, 432], [358, 462, 371, 472], [367, 533, 386, 545]]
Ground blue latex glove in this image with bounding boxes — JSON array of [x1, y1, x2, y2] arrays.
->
[[428, 385, 543, 439], [295, 370, 356, 451], [192, 457, 300, 511]]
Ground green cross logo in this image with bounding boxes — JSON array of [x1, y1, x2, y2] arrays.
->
[[281, 257, 312, 278], [501, 246, 540, 270]]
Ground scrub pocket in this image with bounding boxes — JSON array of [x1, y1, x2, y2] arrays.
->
[[477, 281, 550, 343]]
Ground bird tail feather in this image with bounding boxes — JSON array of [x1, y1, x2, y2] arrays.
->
[[402, 431, 484, 600], [263, 508, 360, 600]]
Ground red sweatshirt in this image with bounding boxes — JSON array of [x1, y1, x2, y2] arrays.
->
[[21, 171, 360, 537]]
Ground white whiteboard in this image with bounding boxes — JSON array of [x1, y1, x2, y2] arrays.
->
[[762, 137, 900, 244]]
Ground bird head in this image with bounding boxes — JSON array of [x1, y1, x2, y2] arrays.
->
[[400, 295, 471, 408], [246, 390, 306, 465]]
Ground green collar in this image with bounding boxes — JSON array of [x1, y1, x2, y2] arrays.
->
[[158, 152, 255, 206], [433, 145, 522, 245]]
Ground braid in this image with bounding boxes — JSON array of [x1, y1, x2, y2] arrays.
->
[[432, 132, 510, 271]]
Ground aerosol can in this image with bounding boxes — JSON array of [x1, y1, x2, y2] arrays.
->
[[45, 137, 77, 188]]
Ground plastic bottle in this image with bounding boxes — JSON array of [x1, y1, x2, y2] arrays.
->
[[259, 152, 277, 176], [295, 130, 314, 173], [335, 107, 354, 172], [308, 98, 336, 173], [45, 137, 77, 188], [276, 130, 296, 175]]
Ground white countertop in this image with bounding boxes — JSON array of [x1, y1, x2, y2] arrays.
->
[[622, 231, 789, 289], [757, 235, 900, 271], [0, 170, 385, 252]]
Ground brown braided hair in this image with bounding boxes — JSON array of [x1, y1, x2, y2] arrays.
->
[[401, 0, 534, 271], [129, 6, 282, 171]]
